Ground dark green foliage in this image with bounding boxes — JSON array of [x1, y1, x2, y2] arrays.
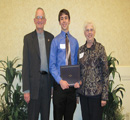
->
[[0, 57, 27, 120], [102, 53, 125, 120]]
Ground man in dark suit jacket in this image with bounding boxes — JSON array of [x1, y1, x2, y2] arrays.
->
[[22, 7, 54, 120]]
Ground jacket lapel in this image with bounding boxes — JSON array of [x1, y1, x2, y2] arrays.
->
[[44, 31, 50, 66], [32, 30, 51, 66], [32, 30, 40, 58]]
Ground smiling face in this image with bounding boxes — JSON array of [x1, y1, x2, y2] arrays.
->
[[34, 9, 46, 32], [59, 13, 70, 33], [84, 24, 95, 43]]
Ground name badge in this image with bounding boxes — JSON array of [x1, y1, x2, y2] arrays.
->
[[60, 44, 66, 49], [79, 52, 84, 59]]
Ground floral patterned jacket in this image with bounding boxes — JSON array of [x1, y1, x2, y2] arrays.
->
[[78, 39, 109, 100]]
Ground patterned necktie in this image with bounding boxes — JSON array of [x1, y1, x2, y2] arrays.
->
[[65, 33, 71, 65]]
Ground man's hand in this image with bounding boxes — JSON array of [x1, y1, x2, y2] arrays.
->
[[59, 80, 69, 90], [74, 82, 80, 88], [101, 100, 107, 107], [24, 93, 30, 104]]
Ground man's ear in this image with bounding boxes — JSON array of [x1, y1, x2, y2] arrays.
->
[[34, 18, 36, 24], [59, 22, 61, 26], [68, 19, 70, 25], [43, 18, 47, 25]]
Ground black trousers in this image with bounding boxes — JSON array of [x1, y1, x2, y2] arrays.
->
[[53, 82, 76, 120], [28, 74, 51, 120], [80, 94, 103, 120]]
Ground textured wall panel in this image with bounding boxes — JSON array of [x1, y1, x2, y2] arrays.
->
[[0, 0, 130, 64]]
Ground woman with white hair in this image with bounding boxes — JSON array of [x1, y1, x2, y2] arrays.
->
[[78, 22, 109, 120]]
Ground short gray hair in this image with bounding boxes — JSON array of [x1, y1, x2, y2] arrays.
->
[[35, 7, 46, 18], [84, 21, 96, 32]]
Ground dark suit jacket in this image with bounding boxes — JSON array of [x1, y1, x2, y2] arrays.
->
[[22, 30, 54, 99]]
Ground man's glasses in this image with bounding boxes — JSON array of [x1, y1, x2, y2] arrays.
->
[[86, 29, 94, 33], [35, 16, 45, 20]]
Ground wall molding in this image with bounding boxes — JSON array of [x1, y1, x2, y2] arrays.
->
[[116, 66, 130, 81]]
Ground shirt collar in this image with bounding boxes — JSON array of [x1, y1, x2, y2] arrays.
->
[[84, 38, 96, 51], [61, 30, 70, 38]]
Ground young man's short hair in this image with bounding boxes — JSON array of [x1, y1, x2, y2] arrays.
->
[[58, 9, 70, 22]]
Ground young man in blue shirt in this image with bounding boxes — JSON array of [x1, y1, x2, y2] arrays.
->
[[49, 9, 80, 120]]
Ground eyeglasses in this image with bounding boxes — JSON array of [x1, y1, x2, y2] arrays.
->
[[35, 16, 45, 20], [85, 29, 94, 32]]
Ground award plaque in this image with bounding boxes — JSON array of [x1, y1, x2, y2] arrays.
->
[[60, 65, 80, 86]]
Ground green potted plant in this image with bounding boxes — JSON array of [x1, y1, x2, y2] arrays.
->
[[102, 53, 125, 120], [0, 57, 27, 120]]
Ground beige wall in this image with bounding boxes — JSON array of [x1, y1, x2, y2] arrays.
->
[[0, 0, 130, 66], [116, 67, 130, 117]]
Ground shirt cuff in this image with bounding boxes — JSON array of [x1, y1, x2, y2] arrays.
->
[[56, 76, 62, 84]]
